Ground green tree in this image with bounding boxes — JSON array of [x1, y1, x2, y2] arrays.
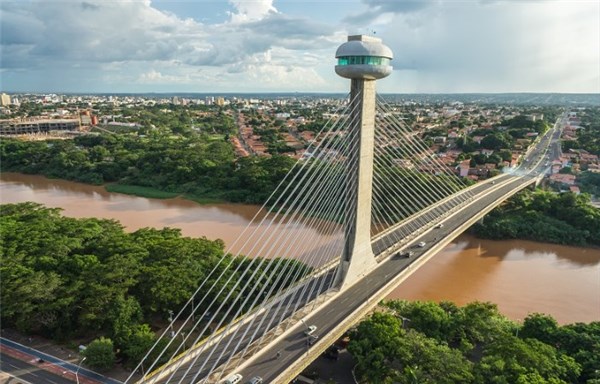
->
[[349, 312, 474, 384], [474, 336, 580, 384], [520, 313, 559, 345], [558, 166, 573, 174], [111, 296, 144, 347], [82, 337, 116, 371], [481, 133, 513, 151], [122, 324, 156, 365]]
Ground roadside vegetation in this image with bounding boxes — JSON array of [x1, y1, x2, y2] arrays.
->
[[471, 190, 600, 246], [0, 202, 311, 370], [350, 300, 600, 384]]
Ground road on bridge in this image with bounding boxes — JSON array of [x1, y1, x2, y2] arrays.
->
[[146, 114, 563, 384], [239, 175, 536, 383]]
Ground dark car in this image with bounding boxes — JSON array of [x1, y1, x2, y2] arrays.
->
[[395, 251, 413, 258], [324, 345, 340, 360]]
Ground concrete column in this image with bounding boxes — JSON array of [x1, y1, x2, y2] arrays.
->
[[337, 79, 378, 289]]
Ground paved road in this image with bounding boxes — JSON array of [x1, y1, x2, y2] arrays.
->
[[1, 337, 121, 384], [148, 271, 337, 384], [145, 175, 528, 384], [0, 353, 68, 384], [234, 115, 563, 383]]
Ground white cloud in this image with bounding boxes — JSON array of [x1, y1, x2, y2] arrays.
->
[[0, 0, 339, 92], [1, 0, 597, 93], [375, 0, 600, 93], [228, 0, 278, 23], [137, 68, 203, 85]]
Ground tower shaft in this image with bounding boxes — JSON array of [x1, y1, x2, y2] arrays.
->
[[337, 79, 378, 289]]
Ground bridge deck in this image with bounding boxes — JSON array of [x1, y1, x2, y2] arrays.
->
[[142, 174, 535, 384]]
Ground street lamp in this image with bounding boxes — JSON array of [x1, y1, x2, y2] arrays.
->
[[76, 357, 86, 384], [168, 309, 175, 337]]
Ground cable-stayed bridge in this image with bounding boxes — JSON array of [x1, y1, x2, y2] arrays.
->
[[127, 36, 560, 384]]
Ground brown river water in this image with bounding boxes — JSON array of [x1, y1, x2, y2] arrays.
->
[[1, 172, 599, 324]]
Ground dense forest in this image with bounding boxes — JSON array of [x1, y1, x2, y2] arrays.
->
[[471, 190, 600, 246], [0, 133, 297, 204], [0, 202, 310, 369], [350, 300, 600, 384]]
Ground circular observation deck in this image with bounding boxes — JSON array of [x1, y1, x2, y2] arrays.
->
[[335, 35, 393, 80]]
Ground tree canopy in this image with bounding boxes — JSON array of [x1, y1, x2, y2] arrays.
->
[[349, 300, 598, 384], [471, 190, 600, 246], [0, 202, 310, 368], [0, 130, 295, 204]]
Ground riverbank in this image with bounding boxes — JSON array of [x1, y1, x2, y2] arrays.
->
[[2, 172, 599, 324], [470, 189, 600, 247], [105, 183, 227, 204], [387, 233, 600, 324]]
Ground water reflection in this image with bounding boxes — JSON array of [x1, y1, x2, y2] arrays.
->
[[465, 236, 600, 267], [389, 234, 600, 324]]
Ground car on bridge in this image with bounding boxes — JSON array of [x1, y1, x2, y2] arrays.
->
[[245, 377, 263, 384], [305, 325, 317, 336], [417, 241, 426, 247], [394, 251, 413, 258], [434, 223, 444, 228], [224, 373, 243, 384]]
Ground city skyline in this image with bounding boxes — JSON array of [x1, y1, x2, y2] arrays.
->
[[1, 0, 599, 94]]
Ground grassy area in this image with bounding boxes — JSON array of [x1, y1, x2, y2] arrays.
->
[[105, 183, 231, 204], [105, 184, 181, 199], [206, 134, 227, 142], [182, 193, 227, 204]]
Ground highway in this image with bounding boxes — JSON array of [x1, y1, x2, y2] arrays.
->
[[0, 337, 121, 384], [236, 114, 565, 383], [145, 174, 500, 384], [144, 114, 565, 384], [0, 353, 67, 384]]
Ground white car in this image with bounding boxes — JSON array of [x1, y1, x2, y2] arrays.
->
[[434, 223, 444, 228], [304, 325, 317, 336], [224, 373, 243, 384], [417, 241, 426, 248]]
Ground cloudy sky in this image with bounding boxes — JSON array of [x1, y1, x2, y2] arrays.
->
[[1, 0, 599, 93]]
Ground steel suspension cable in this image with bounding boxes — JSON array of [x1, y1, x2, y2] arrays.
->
[[133, 94, 359, 382], [171, 97, 364, 382], [193, 114, 362, 381]]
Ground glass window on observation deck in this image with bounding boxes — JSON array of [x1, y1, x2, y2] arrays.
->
[[337, 56, 390, 66]]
